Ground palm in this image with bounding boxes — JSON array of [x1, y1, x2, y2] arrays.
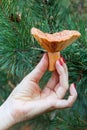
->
[[24, 79, 58, 100], [6, 54, 77, 124], [11, 75, 58, 102]]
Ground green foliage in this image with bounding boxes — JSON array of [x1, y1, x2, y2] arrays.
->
[[0, 0, 87, 130]]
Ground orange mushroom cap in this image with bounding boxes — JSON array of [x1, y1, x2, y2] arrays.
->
[[31, 27, 81, 52]]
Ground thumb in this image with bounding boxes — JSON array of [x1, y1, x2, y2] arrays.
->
[[27, 53, 48, 82]]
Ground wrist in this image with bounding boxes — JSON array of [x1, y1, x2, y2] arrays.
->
[[0, 103, 15, 130]]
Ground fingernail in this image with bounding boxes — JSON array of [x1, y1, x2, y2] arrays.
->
[[61, 57, 66, 63], [58, 59, 63, 66], [74, 83, 76, 89]]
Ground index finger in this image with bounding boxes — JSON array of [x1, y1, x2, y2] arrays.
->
[[26, 53, 48, 82]]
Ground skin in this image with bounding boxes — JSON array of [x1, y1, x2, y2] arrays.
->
[[0, 54, 77, 130]]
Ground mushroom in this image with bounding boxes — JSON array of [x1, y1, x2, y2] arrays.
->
[[31, 27, 81, 71]]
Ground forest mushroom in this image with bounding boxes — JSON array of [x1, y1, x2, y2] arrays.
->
[[31, 27, 81, 71]]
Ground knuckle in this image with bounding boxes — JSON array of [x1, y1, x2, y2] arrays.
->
[[63, 85, 68, 92], [67, 102, 73, 108]]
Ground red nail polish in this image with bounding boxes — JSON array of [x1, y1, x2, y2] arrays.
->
[[74, 83, 76, 89], [60, 54, 62, 57], [62, 57, 66, 63], [58, 59, 63, 66]]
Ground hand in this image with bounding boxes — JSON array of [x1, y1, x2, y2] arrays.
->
[[0, 54, 77, 129]]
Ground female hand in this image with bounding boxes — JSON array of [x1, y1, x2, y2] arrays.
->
[[0, 54, 77, 129]]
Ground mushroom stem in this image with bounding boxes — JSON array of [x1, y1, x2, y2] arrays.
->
[[48, 52, 60, 71]]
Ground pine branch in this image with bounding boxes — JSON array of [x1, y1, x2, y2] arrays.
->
[[0, 0, 87, 130]]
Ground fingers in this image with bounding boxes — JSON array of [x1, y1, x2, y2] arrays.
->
[[41, 71, 59, 98], [61, 57, 68, 79], [55, 83, 77, 108], [26, 53, 48, 82], [44, 71, 59, 90], [54, 57, 68, 99]]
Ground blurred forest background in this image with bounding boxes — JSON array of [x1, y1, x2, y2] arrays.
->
[[0, 0, 87, 130]]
